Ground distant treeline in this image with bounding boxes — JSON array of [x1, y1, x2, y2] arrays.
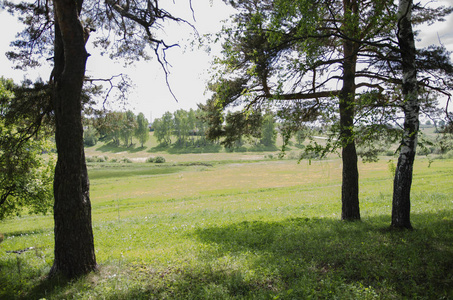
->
[[151, 108, 280, 151], [84, 110, 150, 147], [84, 108, 305, 151]]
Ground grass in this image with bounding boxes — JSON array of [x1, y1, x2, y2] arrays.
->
[[0, 155, 452, 299]]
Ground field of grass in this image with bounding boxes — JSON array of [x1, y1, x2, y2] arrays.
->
[[0, 151, 452, 299]]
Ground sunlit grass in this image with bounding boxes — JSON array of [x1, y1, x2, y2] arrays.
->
[[1, 156, 452, 299]]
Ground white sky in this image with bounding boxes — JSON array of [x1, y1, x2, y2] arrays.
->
[[0, 0, 452, 121]]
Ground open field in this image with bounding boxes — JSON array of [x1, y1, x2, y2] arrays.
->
[[1, 151, 452, 299]]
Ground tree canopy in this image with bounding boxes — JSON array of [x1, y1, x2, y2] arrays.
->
[[0, 77, 55, 220], [205, 0, 453, 221]]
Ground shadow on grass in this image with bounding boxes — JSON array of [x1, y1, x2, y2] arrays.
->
[[95, 142, 147, 153], [188, 213, 453, 299], [3, 212, 452, 299]]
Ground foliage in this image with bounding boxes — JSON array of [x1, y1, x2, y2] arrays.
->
[[0, 77, 55, 220], [206, 0, 452, 161], [153, 111, 174, 146], [83, 126, 98, 147], [135, 112, 150, 147], [154, 156, 166, 163], [120, 110, 137, 147]]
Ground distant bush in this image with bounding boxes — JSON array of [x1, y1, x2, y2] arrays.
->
[[445, 150, 453, 159], [121, 158, 133, 163], [146, 157, 155, 163], [154, 156, 166, 163], [86, 156, 109, 163], [86, 156, 96, 163]]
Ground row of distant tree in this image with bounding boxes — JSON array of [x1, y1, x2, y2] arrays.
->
[[84, 107, 311, 151], [84, 111, 150, 147], [152, 108, 282, 150]]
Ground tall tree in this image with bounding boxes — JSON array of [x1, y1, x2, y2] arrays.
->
[[120, 110, 137, 147], [391, 0, 418, 229], [208, 0, 395, 220], [4, 0, 194, 278], [50, 0, 97, 278], [153, 111, 174, 146], [135, 112, 150, 147], [207, 0, 452, 221], [174, 109, 190, 145], [260, 113, 277, 147]]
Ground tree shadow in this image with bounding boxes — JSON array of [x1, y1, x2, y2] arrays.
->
[[3, 213, 451, 299], [188, 213, 453, 298]]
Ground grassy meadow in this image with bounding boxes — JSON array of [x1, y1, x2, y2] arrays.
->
[[0, 136, 452, 299]]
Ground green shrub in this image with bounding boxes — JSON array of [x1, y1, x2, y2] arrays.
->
[[385, 150, 395, 156], [83, 127, 98, 147], [154, 156, 166, 163], [121, 158, 133, 163], [146, 157, 155, 163]]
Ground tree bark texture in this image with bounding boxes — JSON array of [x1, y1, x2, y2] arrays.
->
[[340, 0, 360, 221], [49, 0, 97, 278], [392, 0, 418, 229]]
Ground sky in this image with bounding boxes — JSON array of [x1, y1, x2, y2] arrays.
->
[[0, 0, 236, 121], [1, 0, 452, 121]]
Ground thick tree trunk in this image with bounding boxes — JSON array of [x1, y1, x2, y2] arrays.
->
[[392, 0, 418, 229], [49, 0, 97, 278], [340, 0, 360, 221]]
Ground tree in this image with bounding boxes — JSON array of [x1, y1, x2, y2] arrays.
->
[[174, 109, 190, 145], [260, 113, 277, 147], [120, 110, 137, 147], [391, 0, 419, 229], [94, 111, 124, 145], [208, 0, 452, 222], [0, 77, 55, 220], [153, 111, 174, 146], [5, 0, 194, 278], [208, 0, 395, 220], [83, 126, 98, 146], [389, 1, 452, 229], [135, 112, 150, 147]]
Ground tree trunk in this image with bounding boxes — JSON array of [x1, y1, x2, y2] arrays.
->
[[340, 0, 360, 221], [392, 0, 418, 230], [49, 0, 97, 278]]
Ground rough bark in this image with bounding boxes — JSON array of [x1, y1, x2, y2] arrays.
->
[[49, 0, 97, 278], [340, 0, 360, 221], [391, 0, 418, 229]]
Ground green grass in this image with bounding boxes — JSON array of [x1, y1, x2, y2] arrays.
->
[[0, 156, 452, 299]]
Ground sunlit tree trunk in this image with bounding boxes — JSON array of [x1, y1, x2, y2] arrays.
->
[[392, 0, 418, 229], [49, 0, 97, 278]]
